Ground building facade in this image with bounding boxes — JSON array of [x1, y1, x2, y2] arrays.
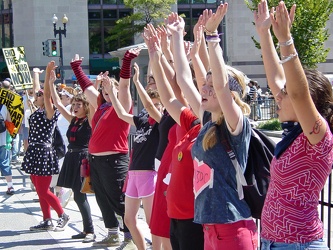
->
[[0, 0, 332, 86]]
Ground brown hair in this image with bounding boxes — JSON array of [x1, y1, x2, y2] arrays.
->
[[305, 69, 333, 133], [71, 93, 90, 115]]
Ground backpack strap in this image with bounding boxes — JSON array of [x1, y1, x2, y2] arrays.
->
[[216, 122, 247, 200]]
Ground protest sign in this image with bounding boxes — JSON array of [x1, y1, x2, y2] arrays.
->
[[2, 46, 33, 91]]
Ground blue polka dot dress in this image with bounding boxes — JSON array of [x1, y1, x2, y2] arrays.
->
[[22, 109, 60, 176]]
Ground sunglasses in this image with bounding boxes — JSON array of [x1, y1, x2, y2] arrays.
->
[[36, 92, 43, 97]]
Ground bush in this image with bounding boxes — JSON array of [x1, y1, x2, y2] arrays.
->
[[256, 119, 281, 131]]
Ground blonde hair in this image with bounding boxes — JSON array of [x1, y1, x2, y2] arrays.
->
[[202, 67, 251, 151]]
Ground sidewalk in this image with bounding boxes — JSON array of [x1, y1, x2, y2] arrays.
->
[[0, 160, 151, 250]]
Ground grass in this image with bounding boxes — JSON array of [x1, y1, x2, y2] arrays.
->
[[256, 118, 282, 131]]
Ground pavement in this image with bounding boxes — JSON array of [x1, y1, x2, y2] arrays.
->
[[2, 132, 332, 249], [0, 159, 151, 250]]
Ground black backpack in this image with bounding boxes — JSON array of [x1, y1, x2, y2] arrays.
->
[[219, 124, 275, 219], [52, 125, 66, 159]]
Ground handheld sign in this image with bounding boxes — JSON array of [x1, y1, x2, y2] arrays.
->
[[2, 46, 33, 91]]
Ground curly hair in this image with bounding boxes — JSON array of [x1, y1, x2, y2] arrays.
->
[[71, 93, 90, 116]]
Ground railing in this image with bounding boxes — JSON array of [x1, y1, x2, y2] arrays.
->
[[248, 98, 277, 121]]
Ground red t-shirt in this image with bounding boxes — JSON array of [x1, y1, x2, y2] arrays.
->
[[166, 108, 200, 219], [89, 104, 131, 154]]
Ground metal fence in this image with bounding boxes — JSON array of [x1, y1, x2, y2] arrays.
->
[[248, 98, 277, 121]]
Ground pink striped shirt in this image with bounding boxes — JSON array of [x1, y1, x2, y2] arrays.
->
[[261, 128, 333, 243]]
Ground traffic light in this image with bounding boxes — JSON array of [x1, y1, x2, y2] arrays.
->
[[51, 40, 58, 56], [55, 68, 61, 79], [42, 40, 49, 56]]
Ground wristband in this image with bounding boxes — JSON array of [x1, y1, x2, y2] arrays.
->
[[70, 61, 93, 92], [279, 51, 298, 64], [277, 37, 293, 48], [120, 50, 138, 79]]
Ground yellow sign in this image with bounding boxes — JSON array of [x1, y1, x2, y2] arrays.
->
[[0, 89, 24, 137], [2, 46, 33, 91]]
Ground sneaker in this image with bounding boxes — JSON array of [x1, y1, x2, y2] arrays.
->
[[72, 232, 86, 239], [30, 219, 54, 231], [11, 159, 21, 165], [6, 186, 14, 195], [54, 213, 70, 232], [92, 234, 120, 247], [83, 233, 96, 243], [58, 188, 72, 208], [116, 239, 138, 250]]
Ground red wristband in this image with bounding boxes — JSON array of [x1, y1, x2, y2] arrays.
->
[[70, 61, 93, 92]]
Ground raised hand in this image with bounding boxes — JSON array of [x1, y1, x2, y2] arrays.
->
[[133, 63, 140, 84], [205, 3, 228, 34], [254, 0, 271, 34], [50, 69, 56, 83], [71, 54, 84, 63], [166, 12, 185, 36], [33, 68, 44, 74], [156, 25, 171, 54], [270, 1, 296, 42]]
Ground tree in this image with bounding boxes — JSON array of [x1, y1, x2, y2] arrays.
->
[[105, 0, 175, 47], [245, 0, 333, 69]]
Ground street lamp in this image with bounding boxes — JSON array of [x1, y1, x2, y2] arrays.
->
[[52, 14, 68, 83]]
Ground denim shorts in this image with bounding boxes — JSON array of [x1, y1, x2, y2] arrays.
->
[[0, 146, 11, 176], [125, 170, 156, 198], [261, 238, 329, 250]]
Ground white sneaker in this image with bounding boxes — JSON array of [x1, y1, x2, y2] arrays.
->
[[57, 188, 72, 208]]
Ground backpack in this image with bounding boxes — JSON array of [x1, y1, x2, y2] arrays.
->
[[219, 124, 275, 219], [52, 125, 66, 159], [0, 105, 6, 133]]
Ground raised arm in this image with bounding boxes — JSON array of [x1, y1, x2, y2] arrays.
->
[[190, 14, 208, 92], [148, 32, 186, 125], [48, 69, 73, 122], [153, 24, 188, 106], [44, 61, 56, 120], [271, 2, 326, 145], [166, 13, 201, 118], [118, 48, 140, 113], [133, 63, 162, 123], [254, 0, 292, 96], [205, 3, 241, 131], [70, 54, 99, 108], [102, 75, 135, 126], [32, 68, 43, 94]]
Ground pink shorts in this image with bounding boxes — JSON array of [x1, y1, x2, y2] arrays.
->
[[125, 170, 157, 198]]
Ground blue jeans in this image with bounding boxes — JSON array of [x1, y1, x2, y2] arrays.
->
[[261, 238, 329, 250]]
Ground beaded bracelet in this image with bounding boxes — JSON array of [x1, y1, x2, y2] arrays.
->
[[279, 51, 298, 64], [204, 27, 218, 36]]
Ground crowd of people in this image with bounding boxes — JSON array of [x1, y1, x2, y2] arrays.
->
[[1, 1, 333, 250]]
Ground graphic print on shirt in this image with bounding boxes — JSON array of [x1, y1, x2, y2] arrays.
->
[[193, 157, 214, 198], [134, 126, 153, 144]]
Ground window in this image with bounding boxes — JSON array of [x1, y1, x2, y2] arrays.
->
[[103, 9, 117, 19], [89, 20, 102, 54], [88, 11, 101, 19]]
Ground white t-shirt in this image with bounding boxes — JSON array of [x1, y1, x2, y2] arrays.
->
[[57, 105, 71, 147], [0, 105, 8, 146]]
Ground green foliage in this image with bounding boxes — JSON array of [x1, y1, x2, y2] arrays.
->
[[105, 0, 175, 47], [256, 118, 282, 131], [245, 0, 333, 69]]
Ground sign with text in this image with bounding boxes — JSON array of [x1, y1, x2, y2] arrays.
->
[[0, 88, 24, 137], [2, 46, 33, 91]]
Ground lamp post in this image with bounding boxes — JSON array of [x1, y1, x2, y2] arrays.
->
[[52, 14, 68, 83]]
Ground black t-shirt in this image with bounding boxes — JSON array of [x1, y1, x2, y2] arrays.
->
[[155, 110, 176, 160], [130, 113, 160, 171]]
